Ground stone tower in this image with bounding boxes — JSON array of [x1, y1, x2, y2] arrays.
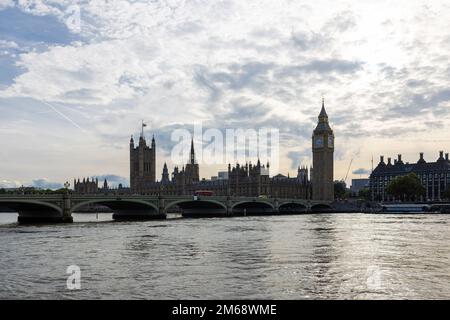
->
[[184, 138, 200, 184], [130, 123, 156, 193], [312, 99, 334, 201]]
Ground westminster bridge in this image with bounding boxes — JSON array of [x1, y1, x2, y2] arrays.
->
[[0, 194, 333, 223]]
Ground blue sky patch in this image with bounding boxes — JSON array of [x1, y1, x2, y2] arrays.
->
[[0, 7, 80, 46]]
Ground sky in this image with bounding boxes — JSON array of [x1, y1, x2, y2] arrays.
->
[[0, 0, 450, 189]]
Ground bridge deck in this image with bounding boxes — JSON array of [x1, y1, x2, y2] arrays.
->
[[0, 194, 333, 223]]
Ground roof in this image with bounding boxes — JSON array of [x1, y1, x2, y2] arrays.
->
[[313, 99, 333, 134], [319, 99, 328, 118], [371, 159, 450, 176]]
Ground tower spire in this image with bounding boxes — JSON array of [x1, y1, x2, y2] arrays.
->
[[190, 137, 195, 164], [319, 97, 328, 120]]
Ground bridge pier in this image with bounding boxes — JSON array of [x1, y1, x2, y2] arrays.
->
[[158, 197, 167, 217], [61, 193, 74, 223], [274, 198, 280, 214], [226, 197, 233, 217]]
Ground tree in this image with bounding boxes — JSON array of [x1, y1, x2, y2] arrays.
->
[[386, 173, 425, 202], [53, 188, 68, 194], [358, 187, 371, 201], [334, 181, 347, 199]]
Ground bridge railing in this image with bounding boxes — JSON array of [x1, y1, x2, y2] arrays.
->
[[0, 193, 330, 205]]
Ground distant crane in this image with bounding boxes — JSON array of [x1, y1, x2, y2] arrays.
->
[[342, 158, 353, 182]]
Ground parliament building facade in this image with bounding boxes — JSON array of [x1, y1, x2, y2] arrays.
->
[[370, 152, 450, 201], [127, 102, 334, 200]]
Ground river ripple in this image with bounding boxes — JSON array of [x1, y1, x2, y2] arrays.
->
[[0, 213, 449, 299]]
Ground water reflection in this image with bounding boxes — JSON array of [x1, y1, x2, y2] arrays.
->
[[0, 213, 449, 299]]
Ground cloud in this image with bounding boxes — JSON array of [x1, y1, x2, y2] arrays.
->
[[194, 62, 274, 101], [94, 174, 129, 188], [299, 59, 364, 74], [325, 10, 357, 32], [352, 168, 371, 176], [0, 179, 22, 188], [0, 39, 18, 49], [31, 178, 63, 190], [291, 31, 329, 51], [1, 0, 450, 185], [224, 97, 271, 122], [406, 79, 429, 88], [287, 150, 311, 170], [385, 88, 450, 119], [0, 0, 14, 10]]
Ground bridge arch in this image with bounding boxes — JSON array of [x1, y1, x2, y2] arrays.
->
[[0, 199, 64, 223], [71, 199, 161, 221], [232, 200, 275, 215], [310, 203, 333, 213], [165, 199, 228, 217], [278, 202, 307, 214]]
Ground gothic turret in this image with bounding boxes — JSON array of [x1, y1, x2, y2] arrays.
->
[[161, 162, 170, 184]]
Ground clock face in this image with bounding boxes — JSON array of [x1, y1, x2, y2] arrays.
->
[[314, 136, 324, 148], [328, 136, 334, 148]]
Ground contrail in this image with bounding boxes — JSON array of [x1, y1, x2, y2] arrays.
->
[[41, 101, 87, 133]]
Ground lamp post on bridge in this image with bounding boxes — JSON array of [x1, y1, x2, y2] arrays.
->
[[62, 181, 73, 223], [64, 181, 70, 194]]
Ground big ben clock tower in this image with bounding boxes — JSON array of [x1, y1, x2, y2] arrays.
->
[[312, 98, 334, 201]]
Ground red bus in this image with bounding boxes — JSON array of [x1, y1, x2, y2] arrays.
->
[[194, 190, 214, 196]]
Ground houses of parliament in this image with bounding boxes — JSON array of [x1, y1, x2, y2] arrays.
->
[[128, 101, 334, 201], [75, 101, 335, 201]]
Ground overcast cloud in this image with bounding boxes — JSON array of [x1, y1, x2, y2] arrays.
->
[[1, 0, 450, 187]]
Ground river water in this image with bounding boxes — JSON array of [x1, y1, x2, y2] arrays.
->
[[0, 212, 449, 299]]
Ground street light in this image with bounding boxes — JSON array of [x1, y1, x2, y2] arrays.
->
[[64, 181, 70, 194]]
